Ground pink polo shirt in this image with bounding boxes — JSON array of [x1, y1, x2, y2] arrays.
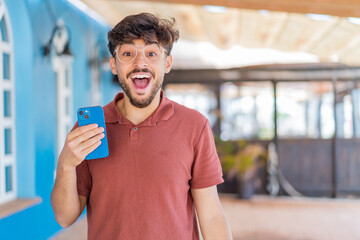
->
[[76, 91, 224, 240]]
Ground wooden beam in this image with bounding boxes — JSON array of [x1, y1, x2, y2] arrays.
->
[[112, 0, 360, 18], [164, 64, 360, 84]]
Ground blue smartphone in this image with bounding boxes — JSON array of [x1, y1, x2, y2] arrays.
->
[[77, 106, 109, 160]]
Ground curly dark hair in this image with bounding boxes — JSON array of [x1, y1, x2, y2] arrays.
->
[[107, 13, 179, 57]]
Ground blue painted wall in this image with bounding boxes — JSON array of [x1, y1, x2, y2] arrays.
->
[[0, 0, 118, 238]]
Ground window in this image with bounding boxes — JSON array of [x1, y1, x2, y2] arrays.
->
[[334, 81, 360, 139], [220, 82, 274, 140], [165, 84, 218, 127], [90, 47, 102, 106], [53, 56, 73, 166], [0, 0, 15, 204], [352, 86, 360, 138], [276, 82, 334, 139]]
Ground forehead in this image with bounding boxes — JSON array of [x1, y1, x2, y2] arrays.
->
[[121, 38, 159, 47]]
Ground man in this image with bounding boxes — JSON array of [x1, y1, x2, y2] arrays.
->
[[51, 13, 232, 240]]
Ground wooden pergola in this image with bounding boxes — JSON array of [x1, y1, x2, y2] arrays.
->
[[81, 0, 360, 66], [133, 0, 360, 18]]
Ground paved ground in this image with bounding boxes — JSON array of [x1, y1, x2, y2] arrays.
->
[[222, 194, 360, 240], [50, 194, 360, 240]]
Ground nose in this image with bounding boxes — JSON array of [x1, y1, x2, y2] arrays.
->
[[133, 49, 148, 68]]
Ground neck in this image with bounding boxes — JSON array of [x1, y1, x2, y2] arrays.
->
[[116, 90, 162, 125]]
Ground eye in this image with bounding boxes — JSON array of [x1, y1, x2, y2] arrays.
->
[[147, 52, 157, 57], [123, 52, 133, 57]]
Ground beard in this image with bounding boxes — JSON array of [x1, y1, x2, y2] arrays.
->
[[118, 69, 162, 108]]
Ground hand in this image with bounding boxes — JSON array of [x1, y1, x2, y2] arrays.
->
[[58, 124, 105, 170]]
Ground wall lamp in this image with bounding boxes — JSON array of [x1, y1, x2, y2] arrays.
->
[[43, 19, 73, 57]]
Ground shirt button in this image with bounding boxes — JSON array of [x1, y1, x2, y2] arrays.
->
[[133, 127, 137, 131]]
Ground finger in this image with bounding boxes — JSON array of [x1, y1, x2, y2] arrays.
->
[[71, 127, 104, 146], [78, 133, 105, 151], [68, 124, 98, 140], [81, 140, 102, 158]]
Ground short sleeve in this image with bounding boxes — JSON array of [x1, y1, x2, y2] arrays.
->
[[76, 160, 92, 197], [190, 120, 224, 189]]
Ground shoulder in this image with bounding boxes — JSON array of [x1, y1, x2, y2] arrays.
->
[[102, 100, 114, 114], [102, 97, 121, 124]]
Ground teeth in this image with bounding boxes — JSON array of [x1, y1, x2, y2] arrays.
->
[[131, 74, 150, 79]]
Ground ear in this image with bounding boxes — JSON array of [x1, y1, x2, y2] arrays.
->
[[165, 55, 173, 74], [110, 57, 118, 75]]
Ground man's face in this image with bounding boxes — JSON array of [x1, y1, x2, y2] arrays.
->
[[110, 38, 172, 108]]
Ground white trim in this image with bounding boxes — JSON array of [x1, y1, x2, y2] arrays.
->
[[66, 0, 109, 27], [0, 43, 12, 52], [52, 55, 73, 170], [0, 0, 15, 204], [0, 4, 5, 26], [90, 47, 102, 106], [2, 81, 11, 89]]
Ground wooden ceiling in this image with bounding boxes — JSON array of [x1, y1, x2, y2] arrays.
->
[[80, 0, 360, 67], [113, 0, 360, 18]]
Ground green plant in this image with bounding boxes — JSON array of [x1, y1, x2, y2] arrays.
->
[[216, 137, 267, 181], [215, 137, 236, 174], [230, 143, 267, 180]]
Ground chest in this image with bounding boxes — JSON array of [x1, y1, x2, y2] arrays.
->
[[87, 123, 196, 195]]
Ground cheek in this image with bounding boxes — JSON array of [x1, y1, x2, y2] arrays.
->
[[156, 61, 168, 74], [154, 67, 166, 79], [117, 66, 129, 79]]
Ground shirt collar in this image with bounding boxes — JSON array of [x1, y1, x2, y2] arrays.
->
[[103, 90, 174, 126]]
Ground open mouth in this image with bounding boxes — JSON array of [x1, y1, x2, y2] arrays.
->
[[130, 73, 152, 90]]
